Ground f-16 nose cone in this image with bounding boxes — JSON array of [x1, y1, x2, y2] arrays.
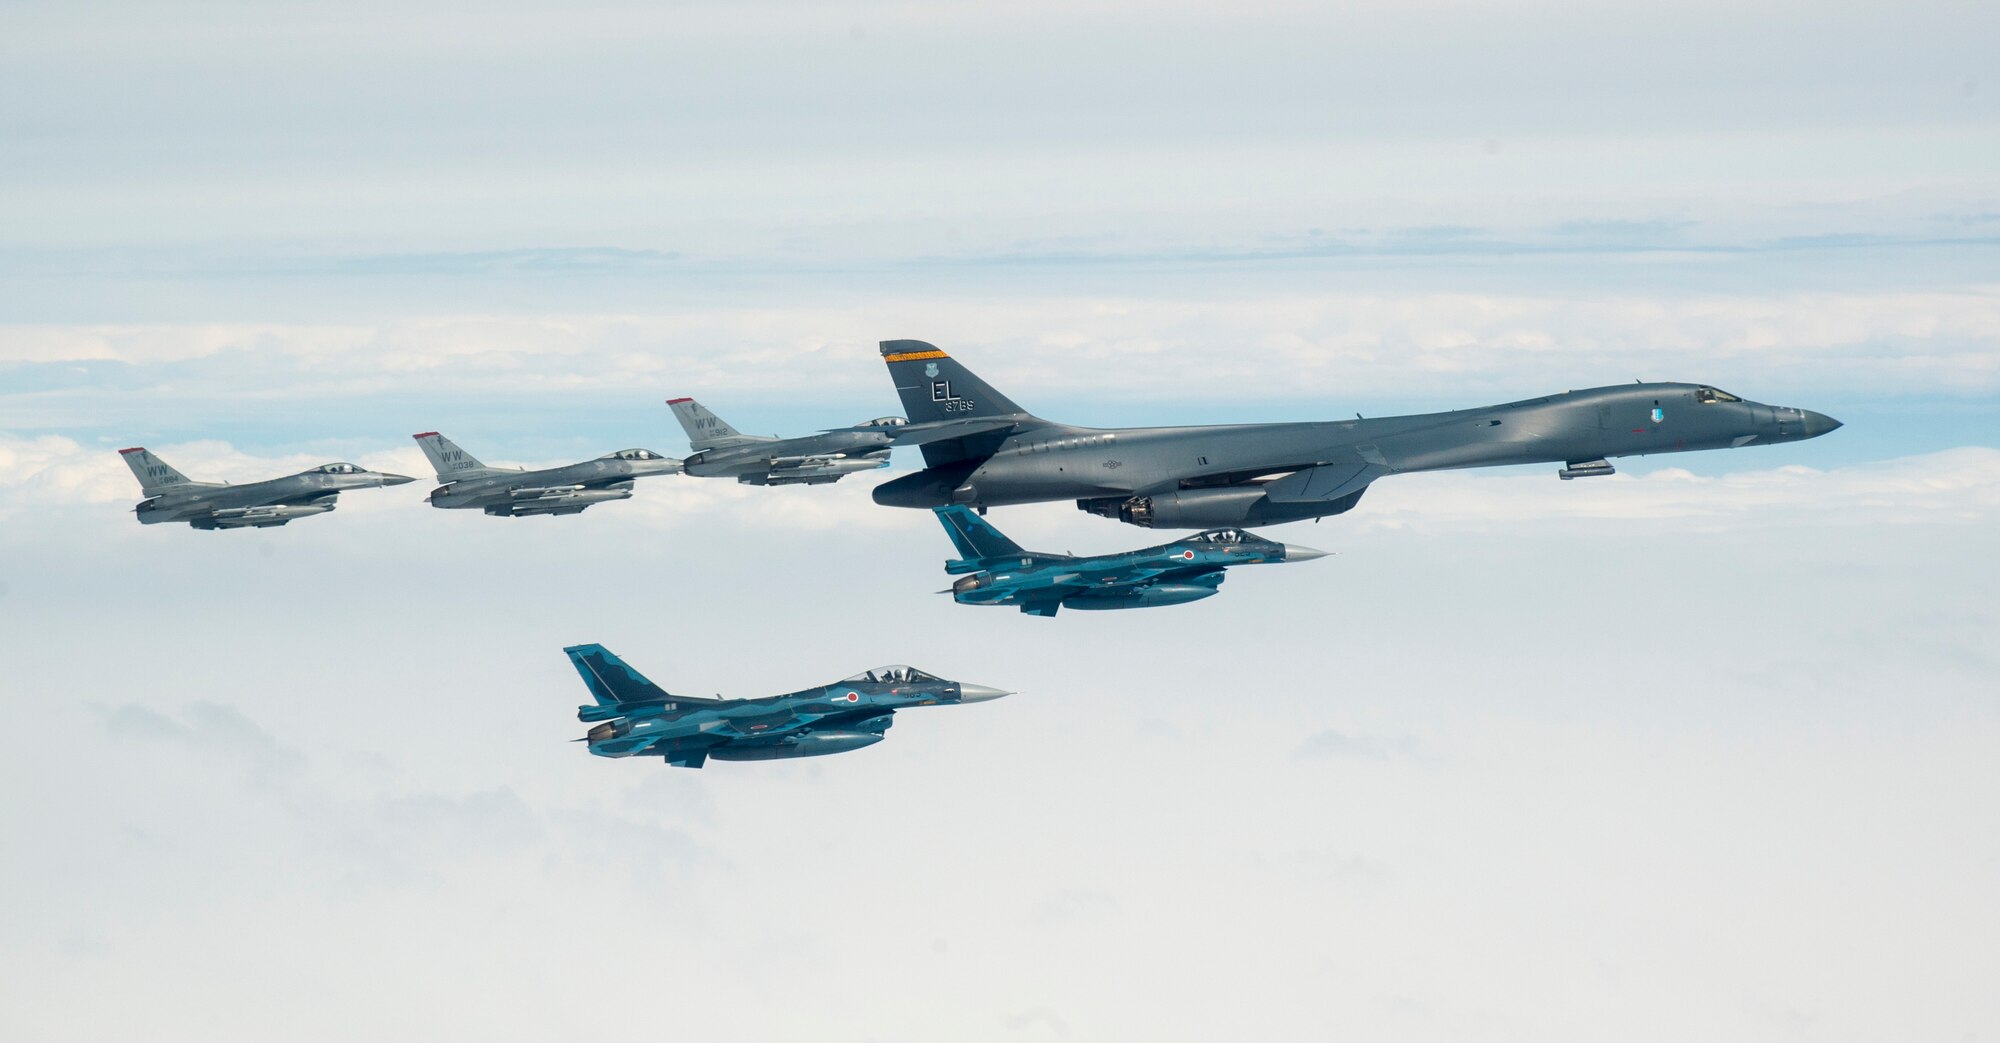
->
[[956, 684, 1013, 703], [1801, 411, 1843, 439], [1283, 544, 1329, 562], [379, 473, 417, 485]]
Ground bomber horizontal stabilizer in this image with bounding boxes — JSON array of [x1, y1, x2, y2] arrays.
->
[[888, 416, 1030, 447]]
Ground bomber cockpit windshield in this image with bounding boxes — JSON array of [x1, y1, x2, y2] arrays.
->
[[318, 463, 363, 474], [843, 665, 940, 684], [1695, 386, 1743, 404], [1190, 528, 1253, 544], [605, 448, 664, 460]]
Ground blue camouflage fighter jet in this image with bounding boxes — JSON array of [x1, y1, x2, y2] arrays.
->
[[565, 644, 1011, 769], [932, 505, 1327, 616]]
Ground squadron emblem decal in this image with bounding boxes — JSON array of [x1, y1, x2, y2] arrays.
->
[[924, 362, 940, 378]]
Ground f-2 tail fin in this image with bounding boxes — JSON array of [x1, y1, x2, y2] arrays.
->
[[118, 447, 201, 494], [667, 398, 765, 450], [564, 644, 717, 721], [933, 505, 1026, 562], [880, 340, 1027, 425], [412, 432, 507, 480]]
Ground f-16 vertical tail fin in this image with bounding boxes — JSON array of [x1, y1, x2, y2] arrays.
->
[[880, 340, 1027, 424], [933, 505, 1026, 561], [412, 432, 507, 480], [667, 398, 765, 450], [118, 447, 199, 494]]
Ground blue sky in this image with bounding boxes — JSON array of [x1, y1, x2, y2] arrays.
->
[[3, 1, 1998, 1040]]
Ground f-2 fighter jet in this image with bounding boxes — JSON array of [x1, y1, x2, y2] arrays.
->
[[932, 505, 1326, 615], [565, 644, 1010, 769]]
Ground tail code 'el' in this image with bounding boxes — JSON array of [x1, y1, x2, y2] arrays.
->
[[880, 340, 1027, 425], [666, 398, 760, 450], [933, 505, 1026, 561], [411, 432, 497, 479], [118, 447, 195, 494]]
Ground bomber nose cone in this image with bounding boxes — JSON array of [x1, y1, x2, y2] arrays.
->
[[1801, 411, 1843, 439], [956, 683, 1013, 703], [1282, 544, 1329, 562]]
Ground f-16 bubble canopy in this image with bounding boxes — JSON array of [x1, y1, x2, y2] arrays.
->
[[842, 665, 942, 684], [857, 417, 908, 427], [318, 462, 366, 474], [602, 448, 670, 460]]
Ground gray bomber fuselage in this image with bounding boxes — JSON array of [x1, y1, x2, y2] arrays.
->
[[873, 351, 1841, 528]]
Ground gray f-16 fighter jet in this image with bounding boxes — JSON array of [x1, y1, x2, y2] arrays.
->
[[668, 397, 902, 485], [932, 505, 1325, 615], [118, 447, 413, 529], [413, 432, 681, 517], [871, 340, 1843, 527], [565, 644, 1010, 769]]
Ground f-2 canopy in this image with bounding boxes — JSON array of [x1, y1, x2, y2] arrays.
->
[[1189, 528, 1256, 544], [843, 665, 941, 684]]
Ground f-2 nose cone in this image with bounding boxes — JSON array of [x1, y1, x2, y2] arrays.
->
[[1282, 544, 1329, 562], [956, 683, 1013, 703], [379, 473, 417, 486], [1801, 411, 1843, 439]]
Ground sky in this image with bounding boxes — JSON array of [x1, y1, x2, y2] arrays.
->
[[2, 1, 1997, 1040]]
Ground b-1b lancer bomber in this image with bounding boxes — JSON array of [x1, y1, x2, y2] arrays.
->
[[565, 644, 1010, 769], [413, 432, 681, 517], [668, 397, 903, 485], [870, 340, 1843, 528], [118, 447, 413, 529], [933, 505, 1325, 615]]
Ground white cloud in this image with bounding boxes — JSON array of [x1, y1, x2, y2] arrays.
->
[[6, 286, 1998, 412]]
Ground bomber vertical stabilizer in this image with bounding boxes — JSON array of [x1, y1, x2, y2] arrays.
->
[[880, 340, 1027, 425]]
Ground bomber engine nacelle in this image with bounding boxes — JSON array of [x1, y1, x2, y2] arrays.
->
[[708, 730, 886, 761], [1079, 485, 1369, 528]]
